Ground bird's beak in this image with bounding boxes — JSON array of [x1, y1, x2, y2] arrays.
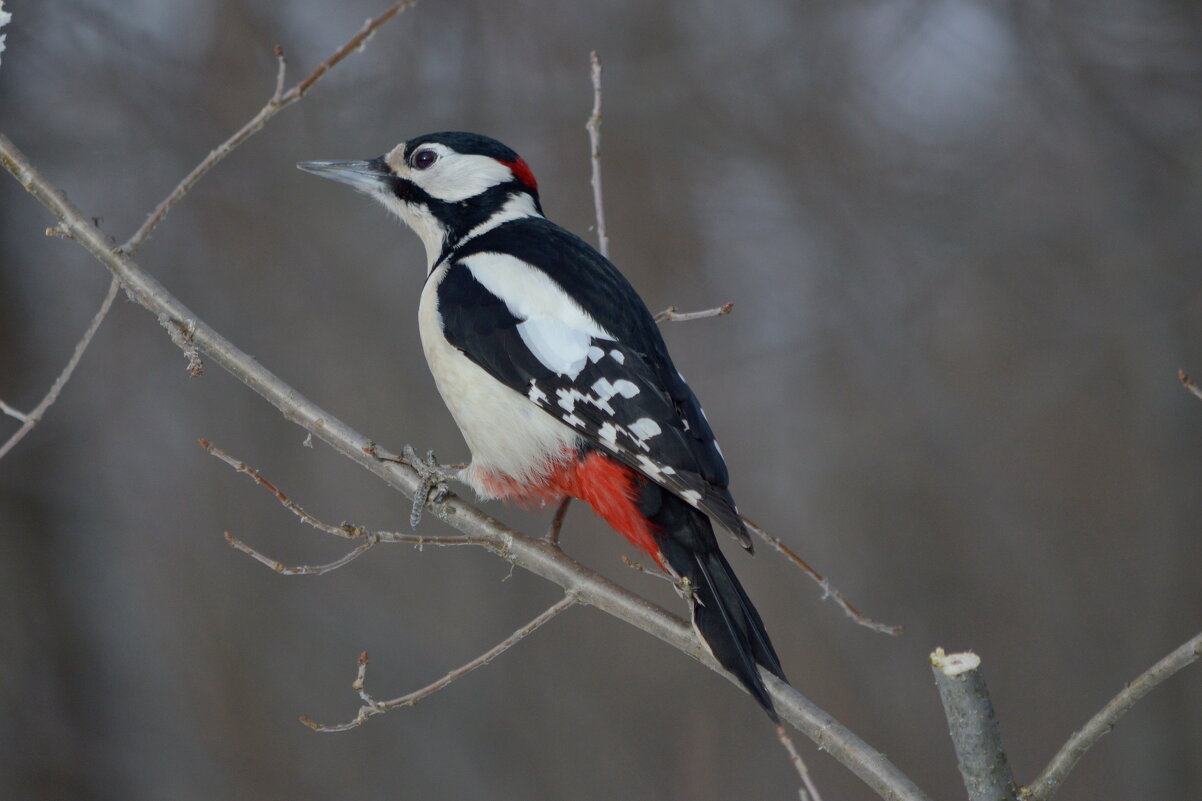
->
[[296, 158, 390, 193]]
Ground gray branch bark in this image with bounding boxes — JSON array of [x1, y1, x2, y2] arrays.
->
[[0, 131, 932, 801], [1023, 630, 1202, 801], [931, 649, 1018, 801]]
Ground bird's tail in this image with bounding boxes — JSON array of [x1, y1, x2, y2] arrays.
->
[[658, 510, 786, 721]]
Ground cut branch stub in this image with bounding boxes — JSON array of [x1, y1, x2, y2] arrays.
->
[[931, 648, 1018, 801]]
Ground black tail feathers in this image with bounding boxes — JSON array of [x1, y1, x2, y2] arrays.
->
[[659, 523, 786, 721]]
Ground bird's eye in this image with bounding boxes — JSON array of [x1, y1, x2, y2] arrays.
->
[[411, 149, 438, 170]]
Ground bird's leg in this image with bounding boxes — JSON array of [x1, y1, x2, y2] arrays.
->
[[545, 497, 572, 545], [401, 445, 460, 529]]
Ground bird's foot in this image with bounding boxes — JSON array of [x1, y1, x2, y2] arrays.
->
[[676, 574, 699, 605], [622, 556, 696, 598], [402, 445, 457, 529]]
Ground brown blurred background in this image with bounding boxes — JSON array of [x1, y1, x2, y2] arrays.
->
[[2, 2, 1201, 799]]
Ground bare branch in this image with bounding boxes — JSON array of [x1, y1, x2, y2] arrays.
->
[[0, 399, 27, 422], [120, 0, 417, 255], [224, 530, 379, 575], [1178, 369, 1202, 403], [930, 649, 1018, 801], [742, 516, 903, 636], [0, 133, 934, 801], [654, 302, 735, 323], [1023, 630, 1202, 801], [199, 438, 475, 548], [0, 276, 120, 460], [540, 51, 622, 549], [585, 51, 610, 259], [302, 596, 577, 732], [776, 724, 825, 801], [272, 44, 287, 102]]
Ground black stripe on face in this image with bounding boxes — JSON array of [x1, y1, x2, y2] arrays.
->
[[384, 171, 539, 264]]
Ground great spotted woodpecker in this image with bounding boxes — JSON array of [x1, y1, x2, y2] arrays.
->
[[299, 132, 786, 719]]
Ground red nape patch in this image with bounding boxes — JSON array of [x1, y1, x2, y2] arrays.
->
[[500, 157, 539, 194], [481, 454, 662, 568]]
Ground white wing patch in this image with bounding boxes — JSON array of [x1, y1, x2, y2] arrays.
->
[[628, 417, 662, 441], [464, 252, 612, 338], [612, 379, 639, 398], [465, 252, 616, 380], [636, 454, 663, 479], [518, 317, 593, 378]]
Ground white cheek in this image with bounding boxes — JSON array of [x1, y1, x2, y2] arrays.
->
[[422, 154, 516, 202]]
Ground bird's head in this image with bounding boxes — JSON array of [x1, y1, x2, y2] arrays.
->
[[298, 132, 543, 268]]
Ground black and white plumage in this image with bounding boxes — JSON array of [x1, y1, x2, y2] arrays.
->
[[299, 132, 785, 719]]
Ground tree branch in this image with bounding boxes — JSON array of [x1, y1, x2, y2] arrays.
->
[[200, 438, 473, 574], [654, 302, 735, 323], [776, 723, 825, 801], [224, 530, 380, 576], [930, 649, 1018, 801], [0, 132, 932, 801], [743, 517, 902, 636], [0, 276, 120, 460], [301, 595, 577, 732], [1023, 630, 1202, 801], [120, 0, 417, 255], [585, 50, 610, 260], [199, 438, 474, 549]]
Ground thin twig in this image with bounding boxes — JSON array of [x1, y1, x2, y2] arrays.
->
[[120, 0, 417, 255], [0, 399, 28, 422], [930, 649, 1018, 801], [544, 51, 619, 545], [302, 596, 577, 732], [224, 531, 379, 575], [585, 51, 610, 260], [621, 555, 687, 591], [1023, 630, 1202, 801], [742, 516, 903, 636], [776, 724, 825, 801], [1178, 369, 1202, 403], [0, 276, 120, 460], [199, 438, 475, 548], [272, 45, 287, 101], [0, 132, 935, 801], [654, 302, 735, 323]]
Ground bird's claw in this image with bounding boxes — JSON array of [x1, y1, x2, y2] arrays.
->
[[403, 445, 453, 529]]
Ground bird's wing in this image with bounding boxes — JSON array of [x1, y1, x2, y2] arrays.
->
[[436, 233, 750, 548]]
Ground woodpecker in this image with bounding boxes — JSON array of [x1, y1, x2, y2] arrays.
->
[[298, 132, 786, 719]]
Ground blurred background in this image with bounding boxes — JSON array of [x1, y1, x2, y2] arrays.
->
[[2, 1, 1201, 799]]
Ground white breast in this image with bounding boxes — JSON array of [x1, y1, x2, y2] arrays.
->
[[418, 264, 580, 499]]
